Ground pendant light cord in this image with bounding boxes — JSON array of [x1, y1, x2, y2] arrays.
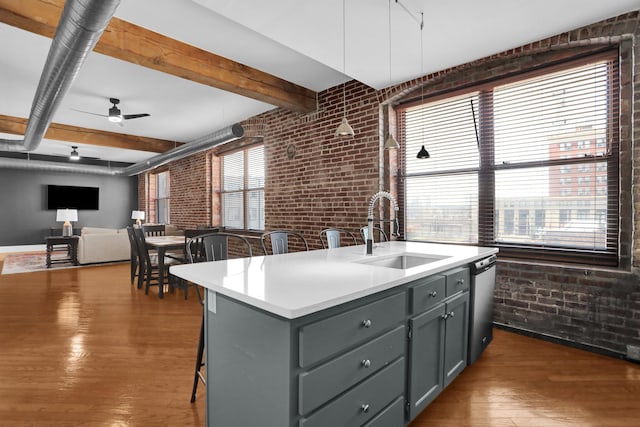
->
[[342, 0, 347, 119], [389, 0, 392, 86], [420, 12, 425, 144]]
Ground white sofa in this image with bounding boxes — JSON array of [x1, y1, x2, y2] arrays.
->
[[77, 226, 130, 265]]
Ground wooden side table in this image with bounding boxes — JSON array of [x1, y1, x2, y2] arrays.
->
[[45, 236, 79, 268]]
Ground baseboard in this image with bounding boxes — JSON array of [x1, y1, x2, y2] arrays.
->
[[494, 322, 639, 364], [0, 244, 46, 253]]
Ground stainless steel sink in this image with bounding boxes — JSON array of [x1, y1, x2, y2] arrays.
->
[[354, 253, 448, 269]]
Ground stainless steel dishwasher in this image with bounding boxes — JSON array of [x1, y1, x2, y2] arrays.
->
[[468, 254, 497, 365]]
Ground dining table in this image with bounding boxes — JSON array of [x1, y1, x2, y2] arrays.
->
[[145, 235, 186, 298]]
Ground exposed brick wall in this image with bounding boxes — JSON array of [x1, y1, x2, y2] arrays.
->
[[253, 82, 384, 251], [495, 260, 640, 354], [146, 11, 639, 356], [168, 152, 212, 229]]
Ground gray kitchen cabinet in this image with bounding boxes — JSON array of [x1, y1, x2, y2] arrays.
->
[[443, 291, 469, 387], [205, 288, 407, 427], [407, 300, 446, 419], [188, 248, 486, 427], [407, 268, 470, 422]]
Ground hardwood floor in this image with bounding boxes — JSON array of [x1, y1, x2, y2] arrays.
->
[[0, 261, 205, 426], [0, 260, 638, 426], [409, 330, 640, 427]]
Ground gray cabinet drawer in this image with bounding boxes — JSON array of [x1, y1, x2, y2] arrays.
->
[[299, 292, 406, 367], [299, 325, 405, 415], [409, 275, 446, 314], [362, 396, 405, 427], [299, 357, 405, 427], [445, 267, 469, 296]]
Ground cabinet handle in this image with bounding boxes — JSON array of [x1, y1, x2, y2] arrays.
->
[[361, 359, 371, 368], [449, 311, 455, 318], [361, 319, 372, 328], [441, 313, 449, 320], [429, 290, 437, 297], [457, 279, 465, 285], [361, 403, 370, 413]]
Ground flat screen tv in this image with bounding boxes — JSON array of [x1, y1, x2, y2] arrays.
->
[[47, 185, 99, 210]]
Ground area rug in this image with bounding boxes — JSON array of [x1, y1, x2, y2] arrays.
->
[[1, 251, 80, 275]]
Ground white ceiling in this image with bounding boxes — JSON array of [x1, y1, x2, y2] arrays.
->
[[0, 0, 637, 164]]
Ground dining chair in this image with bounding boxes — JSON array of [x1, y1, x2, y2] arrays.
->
[[125, 226, 140, 285], [261, 230, 309, 255], [186, 232, 253, 404], [132, 226, 180, 295], [319, 228, 358, 249], [360, 225, 389, 244], [142, 224, 165, 237]]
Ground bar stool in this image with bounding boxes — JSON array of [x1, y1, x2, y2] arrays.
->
[[319, 228, 358, 249], [188, 232, 253, 403], [260, 230, 309, 255]]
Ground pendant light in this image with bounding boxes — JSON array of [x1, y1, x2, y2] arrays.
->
[[384, 0, 399, 150], [416, 12, 430, 159], [335, 0, 355, 137], [417, 145, 430, 159], [69, 146, 80, 161]]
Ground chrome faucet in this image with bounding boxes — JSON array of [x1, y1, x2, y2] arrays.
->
[[367, 191, 399, 255]]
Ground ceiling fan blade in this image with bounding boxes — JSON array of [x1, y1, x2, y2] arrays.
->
[[70, 108, 108, 118], [122, 113, 150, 120]]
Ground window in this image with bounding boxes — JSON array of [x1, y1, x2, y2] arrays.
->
[[156, 172, 170, 224], [403, 92, 479, 243], [518, 210, 530, 236], [400, 52, 619, 265], [147, 171, 169, 224], [504, 210, 514, 235], [535, 209, 545, 231], [221, 145, 264, 230]]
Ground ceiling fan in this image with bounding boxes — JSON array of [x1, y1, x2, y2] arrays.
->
[[50, 145, 100, 161], [72, 98, 150, 126]]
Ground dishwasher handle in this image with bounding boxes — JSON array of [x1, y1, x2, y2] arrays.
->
[[472, 255, 497, 275]]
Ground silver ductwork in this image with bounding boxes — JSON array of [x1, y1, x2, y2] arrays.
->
[[0, 157, 120, 175], [121, 123, 244, 176], [0, 0, 121, 152], [0, 123, 245, 176], [0, 0, 245, 176]]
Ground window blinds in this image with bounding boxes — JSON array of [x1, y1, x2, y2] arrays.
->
[[400, 52, 619, 265]]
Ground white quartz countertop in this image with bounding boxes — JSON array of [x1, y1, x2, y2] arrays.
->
[[170, 241, 498, 319]]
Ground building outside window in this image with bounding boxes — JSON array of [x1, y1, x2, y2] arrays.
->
[[221, 145, 264, 230], [400, 52, 619, 266]]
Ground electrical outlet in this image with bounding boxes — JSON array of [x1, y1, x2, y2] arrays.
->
[[627, 345, 640, 361]]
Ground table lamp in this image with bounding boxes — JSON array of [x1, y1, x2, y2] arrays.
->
[[131, 210, 145, 226], [56, 209, 78, 237]]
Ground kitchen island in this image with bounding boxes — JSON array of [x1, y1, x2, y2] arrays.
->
[[171, 241, 498, 427]]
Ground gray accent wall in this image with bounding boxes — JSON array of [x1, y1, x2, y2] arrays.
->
[[0, 168, 137, 245]]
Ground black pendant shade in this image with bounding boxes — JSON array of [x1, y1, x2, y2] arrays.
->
[[417, 145, 430, 159]]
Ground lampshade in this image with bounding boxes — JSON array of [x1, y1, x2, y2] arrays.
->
[[335, 117, 355, 137], [69, 146, 80, 160], [108, 105, 123, 122], [131, 210, 145, 220], [384, 134, 400, 150], [416, 145, 430, 159], [56, 208, 78, 222]]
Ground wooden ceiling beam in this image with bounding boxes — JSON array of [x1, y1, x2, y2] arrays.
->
[[0, 114, 179, 153], [0, 0, 317, 113]]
